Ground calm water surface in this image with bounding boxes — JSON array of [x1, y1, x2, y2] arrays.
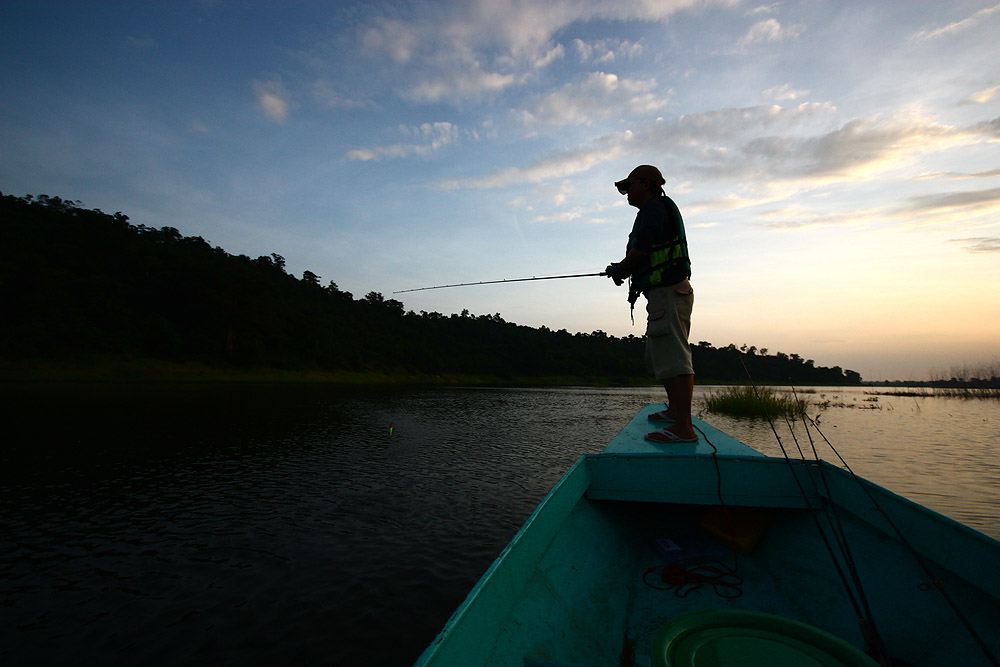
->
[[1, 383, 997, 665]]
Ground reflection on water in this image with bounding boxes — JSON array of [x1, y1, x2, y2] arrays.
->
[[706, 386, 1000, 537], [0, 383, 997, 665]]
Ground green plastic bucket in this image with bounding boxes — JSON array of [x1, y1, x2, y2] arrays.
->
[[650, 609, 879, 667]]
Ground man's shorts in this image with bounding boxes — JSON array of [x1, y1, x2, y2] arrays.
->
[[644, 280, 694, 380]]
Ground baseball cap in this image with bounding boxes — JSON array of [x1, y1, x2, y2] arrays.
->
[[615, 165, 665, 194]]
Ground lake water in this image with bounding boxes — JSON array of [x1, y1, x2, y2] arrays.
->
[[1, 383, 997, 665]]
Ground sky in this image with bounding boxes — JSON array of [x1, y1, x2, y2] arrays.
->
[[1, 1, 998, 381]]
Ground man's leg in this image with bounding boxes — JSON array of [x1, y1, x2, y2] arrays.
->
[[662, 373, 695, 439]]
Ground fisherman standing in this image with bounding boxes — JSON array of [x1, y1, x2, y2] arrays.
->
[[605, 165, 697, 443]]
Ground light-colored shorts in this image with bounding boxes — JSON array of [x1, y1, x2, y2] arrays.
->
[[644, 280, 694, 380]]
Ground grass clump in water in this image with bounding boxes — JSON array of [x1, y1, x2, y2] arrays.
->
[[704, 385, 809, 419]]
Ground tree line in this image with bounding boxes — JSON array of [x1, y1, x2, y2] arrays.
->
[[0, 193, 862, 384]]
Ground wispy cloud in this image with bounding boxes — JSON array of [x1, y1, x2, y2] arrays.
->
[[440, 103, 999, 194], [910, 3, 1000, 42], [764, 84, 809, 101], [949, 236, 1000, 253], [737, 19, 805, 49], [520, 72, 669, 126], [571, 37, 644, 64], [895, 187, 1000, 215], [346, 122, 461, 161], [355, 0, 728, 102], [254, 79, 291, 123], [406, 69, 519, 103], [311, 80, 368, 110], [758, 205, 884, 230], [439, 130, 631, 189], [912, 167, 1000, 180], [963, 85, 1000, 104]]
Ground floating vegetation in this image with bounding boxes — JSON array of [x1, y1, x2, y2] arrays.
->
[[865, 361, 999, 399], [703, 385, 809, 419]]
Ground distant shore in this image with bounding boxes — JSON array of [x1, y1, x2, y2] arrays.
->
[[1, 358, 932, 388]]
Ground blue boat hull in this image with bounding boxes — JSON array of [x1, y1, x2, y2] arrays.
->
[[415, 406, 1000, 666]]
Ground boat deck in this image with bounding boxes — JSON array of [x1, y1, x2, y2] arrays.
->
[[600, 404, 764, 458]]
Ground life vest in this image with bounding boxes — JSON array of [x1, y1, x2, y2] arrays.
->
[[629, 195, 691, 295]]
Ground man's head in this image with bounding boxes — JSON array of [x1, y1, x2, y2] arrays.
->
[[615, 165, 665, 208]]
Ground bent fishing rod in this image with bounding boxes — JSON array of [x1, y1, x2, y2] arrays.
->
[[393, 271, 607, 294]]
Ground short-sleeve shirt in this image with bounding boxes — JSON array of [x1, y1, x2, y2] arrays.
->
[[626, 195, 690, 286]]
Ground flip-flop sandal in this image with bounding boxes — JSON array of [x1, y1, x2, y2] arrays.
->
[[648, 410, 675, 423], [645, 428, 699, 443]]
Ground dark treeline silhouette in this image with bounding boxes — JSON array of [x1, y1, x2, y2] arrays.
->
[[1, 193, 862, 384]]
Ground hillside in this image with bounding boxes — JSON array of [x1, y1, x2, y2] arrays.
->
[[0, 193, 862, 385]]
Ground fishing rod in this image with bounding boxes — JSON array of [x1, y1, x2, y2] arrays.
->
[[393, 271, 606, 294]]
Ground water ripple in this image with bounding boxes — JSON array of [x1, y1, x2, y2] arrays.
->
[[0, 384, 996, 665]]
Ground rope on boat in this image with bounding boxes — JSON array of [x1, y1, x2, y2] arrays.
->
[[641, 423, 747, 599], [642, 562, 743, 598]]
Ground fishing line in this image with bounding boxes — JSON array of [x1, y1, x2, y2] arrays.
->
[[737, 355, 886, 661], [805, 413, 1000, 667], [789, 385, 891, 664], [393, 271, 605, 294]]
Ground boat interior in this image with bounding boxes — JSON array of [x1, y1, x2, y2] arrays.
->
[[416, 409, 1000, 667]]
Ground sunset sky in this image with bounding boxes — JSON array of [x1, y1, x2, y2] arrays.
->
[[2, 1, 998, 380]]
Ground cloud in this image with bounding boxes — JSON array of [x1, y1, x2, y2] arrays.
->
[[532, 43, 565, 68], [254, 79, 291, 123], [896, 187, 1000, 215], [737, 19, 805, 49], [312, 80, 369, 110], [912, 167, 1000, 180], [764, 84, 809, 101], [439, 130, 632, 189], [752, 203, 893, 230], [520, 72, 669, 126], [440, 103, 1000, 192], [407, 69, 518, 103], [571, 38, 644, 64], [346, 122, 461, 161], [949, 236, 1000, 253], [748, 3, 782, 15], [735, 114, 963, 180], [361, 17, 420, 63], [970, 115, 1000, 138], [909, 3, 1000, 42], [532, 208, 585, 223], [963, 85, 1000, 104], [356, 0, 725, 102]]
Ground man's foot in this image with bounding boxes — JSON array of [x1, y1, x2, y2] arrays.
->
[[648, 409, 675, 423], [644, 427, 698, 443]]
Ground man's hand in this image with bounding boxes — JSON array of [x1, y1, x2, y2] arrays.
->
[[604, 263, 626, 286]]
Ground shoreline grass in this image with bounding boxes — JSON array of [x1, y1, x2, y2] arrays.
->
[[703, 385, 809, 419]]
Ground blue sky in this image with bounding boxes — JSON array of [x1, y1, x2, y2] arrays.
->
[[2, 1, 999, 380]]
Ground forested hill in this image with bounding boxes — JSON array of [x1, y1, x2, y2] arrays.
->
[[1, 193, 862, 384]]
